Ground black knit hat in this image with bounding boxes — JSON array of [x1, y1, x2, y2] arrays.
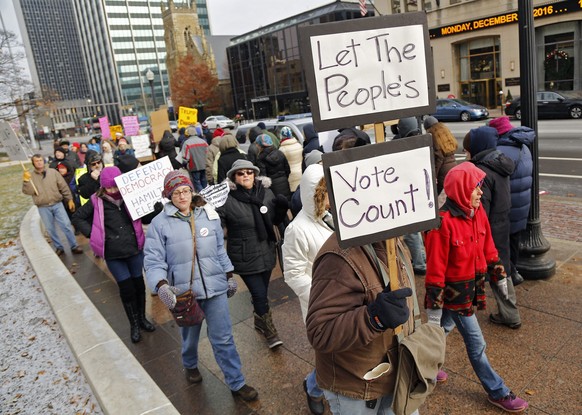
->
[[117, 154, 140, 173]]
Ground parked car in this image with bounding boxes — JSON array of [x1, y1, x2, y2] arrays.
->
[[505, 91, 582, 120], [203, 115, 235, 130], [429, 98, 489, 122]]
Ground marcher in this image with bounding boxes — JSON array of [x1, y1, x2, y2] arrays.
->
[[217, 159, 289, 349], [490, 116, 535, 287], [301, 123, 322, 171], [215, 134, 247, 183], [177, 127, 187, 149], [181, 126, 208, 192], [278, 126, 303, 193], [113, 138, 135, 166], [59, 140, 81, 169], [423, 115, 458, 195], [306, 234, 415, 415], [77, 151, 103, 201], [283, 164, 333, 415], [73, 166, 155, 343], [205, 132, 223, 185], [257, 122, 280, 148], [424, 162, 528, 413], [463, 126, 521, 329], [22, 154, 83, 256], [143, 170, 258, 402], [101, 140, 115, 165], [255, 134, 291, 201], [246, 126, 262, 165], [78, 142, 88, 166], [158, 130, 182, 170]]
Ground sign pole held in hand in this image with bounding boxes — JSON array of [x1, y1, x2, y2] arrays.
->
[[20, 161, 39, 196]]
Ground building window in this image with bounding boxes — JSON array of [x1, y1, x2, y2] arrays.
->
[[543, 32, 574, 91], [458, 37, 501, 108]]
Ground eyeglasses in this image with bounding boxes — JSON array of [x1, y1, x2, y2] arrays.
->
[[90, 161, 102, 166], [172, 189, 192, 198], [235, 169, 255, 177]]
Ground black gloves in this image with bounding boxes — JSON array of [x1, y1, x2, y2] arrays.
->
[[367, 287, 412, 330]]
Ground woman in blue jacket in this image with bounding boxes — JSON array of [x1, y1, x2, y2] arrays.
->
[[143, 170, 258, 402]]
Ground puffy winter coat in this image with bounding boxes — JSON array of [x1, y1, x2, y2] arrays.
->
[[217, 177, 278, 275], [279, 137, 303, 192], [497, 127, 535, 233], [426, 122, 457, 195], [256, 147, 291, 200], [283, 165, 333, 321], [143, 203, 233, 298]]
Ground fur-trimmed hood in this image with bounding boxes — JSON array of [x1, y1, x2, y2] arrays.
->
[[226, 175, 272, 190]]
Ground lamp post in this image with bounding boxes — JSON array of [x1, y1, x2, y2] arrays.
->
[[146, 69, 156, 111]]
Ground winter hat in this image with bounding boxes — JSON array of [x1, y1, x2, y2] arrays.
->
[[423, 116, 439, 131], [60, 140, 70, 146], [100, 166, 122, 188], [71, 142, 81, 150], [489, 116, 513, 136], [305, 150, 323, 167], [397, 117, 421, 138], [54, 147, 66, 158], [257, 122, 266, 130], [256, 134, 273, 147], [213, 128, 225, 138], [86, 151, 102, 165], [227, 159, 260, 181], [117, 154, 140, 173], [163, 170, 194, 198], [186, 126, 197, 137], [280, 126, 293, 140], [117, 138, 128, 146], [464, 126, 498, 156], [56, 163, 68, 171]]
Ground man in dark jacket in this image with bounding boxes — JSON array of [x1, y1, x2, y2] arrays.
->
[[247, 126, 262, 165], [77, 151, 103, 202], [489, 116, 535, 287], [464, 126, 521, 329]]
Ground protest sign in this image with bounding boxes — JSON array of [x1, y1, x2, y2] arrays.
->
[[0, 120, 29, 161], [198, 182, 230, 209], [322, 135, 439, 248], [178, 107, 198, 129], [109, 124, 123, 138], [99, 116, 111, 139], [122, 116, 139, 136], [115, 156, 173, 220], [150, 108, 169, 143], [130, 134, 153, 161], [300, 12, 435, 131]]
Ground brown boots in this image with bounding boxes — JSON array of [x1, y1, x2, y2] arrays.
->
[[254, 309, 283, 349]]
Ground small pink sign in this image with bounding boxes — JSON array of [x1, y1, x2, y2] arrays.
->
[[99, 116, 111, 138], [122, 116, 140, 136]]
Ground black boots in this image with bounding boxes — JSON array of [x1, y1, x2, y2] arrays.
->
[[122, 300, 142, 343], [119, 278, 156, 343], [134, 278, 156, 332], [254, 309, 283, 349]]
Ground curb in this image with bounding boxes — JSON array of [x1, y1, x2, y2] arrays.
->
[[20, 206, 179, 415]]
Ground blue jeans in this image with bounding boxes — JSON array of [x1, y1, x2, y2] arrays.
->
[[403, 233, 425, 272], [38, 203, 78, 251], [441, 309, 510, 399], [190, 170, 207, 192], [323, 390, 418, 415], [306, 369, 324, 398], [105, 252, 144, 283], [180, 293, 245, 391], [240, 270, 272, 316]]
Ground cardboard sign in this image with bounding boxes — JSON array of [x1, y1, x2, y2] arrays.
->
[[150, 108, 170, 143], [322, 135, 439, 248], [300, 13, 435, 131], [122, 116, 140, 136], [99, 116, 111, 138], [115, 156, 173, 220], [130, 134, 153, 161], [198, 182, 230, 209], [0, 120, 30, 161], [178, 107, 198, 129]]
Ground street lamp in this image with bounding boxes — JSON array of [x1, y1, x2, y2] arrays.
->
[[146, 69, 156, 111]]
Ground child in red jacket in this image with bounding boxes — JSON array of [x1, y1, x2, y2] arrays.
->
[[424, 162, 528, 413]]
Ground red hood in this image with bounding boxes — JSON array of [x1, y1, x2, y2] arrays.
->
[[443, 162, 486, 217]]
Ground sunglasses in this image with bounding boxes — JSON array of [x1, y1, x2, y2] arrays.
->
[[90, 161, 102, 166], [235, 169, 255, 177]]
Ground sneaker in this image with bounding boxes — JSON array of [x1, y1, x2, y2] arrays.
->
[[267, 334, 283, 349], [436, 369, 448, 383], [231, 384, 258, 401], [303, 379, 324, 415], [511, 272, 525, 286], [184, 367, 202, 383], [71, 246, 83, 254], [489, 313, 522, 330], [488, 392, 528, 413], [55, 248, 64, 256]]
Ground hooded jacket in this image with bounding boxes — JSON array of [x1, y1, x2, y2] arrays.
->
[[425, 122, 457, 195], [144, 202, 234, 298], [302, 123, 322, 159], [282, 165, 334, 321], [278, 136, 303, 192], [425, 162, 501, 315], [256, 146, 291, 200], [205, 135, 223, 183], [468, 127, 515, 271], [497, 127, 535, 233]]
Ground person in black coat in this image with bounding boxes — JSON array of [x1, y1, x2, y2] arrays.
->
[[158, 130, 182, 169], [76, 151, 103, 202], [247, 126, 262, 165], [301, 123, 323, 171], [217, 134, 247, 183], [255, 134, 291, 201], [464, 126, 521, 329]]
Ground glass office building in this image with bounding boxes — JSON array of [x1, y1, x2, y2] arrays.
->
[[227, 1, 372, 120]]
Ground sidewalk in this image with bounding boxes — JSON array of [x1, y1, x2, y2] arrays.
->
[[20, 195, 582, 415]]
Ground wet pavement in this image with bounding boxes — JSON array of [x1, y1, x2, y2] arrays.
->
[[34, 193, 581, 415]]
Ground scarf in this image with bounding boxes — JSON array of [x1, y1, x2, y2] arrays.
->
[[230, 181, 275, 241]]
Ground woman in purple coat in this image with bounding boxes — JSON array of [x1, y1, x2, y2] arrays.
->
[[72, 166, 155, 343]]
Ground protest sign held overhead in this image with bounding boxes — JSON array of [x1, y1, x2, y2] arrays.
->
[[122, 116, 139, 136], [99, 116, 111, 139], [114, 156, 173, 220], [300, 12, 435, 131], [322, 135, 439, 249], [178, 107, 198, 130], [130, 134, 153, 162]]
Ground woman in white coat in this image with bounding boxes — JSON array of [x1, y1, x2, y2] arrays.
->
[[282, 163, 333, 415]]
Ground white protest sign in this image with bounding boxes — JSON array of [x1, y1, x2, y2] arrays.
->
[[115, 156, 173, 220], [300, 13, 435, 131], [198, 182, 230, 209], [130, 134, 153, 160], [323, 136, 439, 248]]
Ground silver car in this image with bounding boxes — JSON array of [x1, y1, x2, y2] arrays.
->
[[204, 115, 235, 130]]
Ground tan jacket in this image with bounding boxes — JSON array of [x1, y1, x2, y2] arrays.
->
[[306, 237, 414, 401], [22, 168, 73, 207]]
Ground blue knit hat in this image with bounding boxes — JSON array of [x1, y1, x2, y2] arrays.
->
[[256, 134, 273, 147]]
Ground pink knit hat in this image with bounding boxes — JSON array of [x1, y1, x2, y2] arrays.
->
[[163, 170, 193, 198], [489, 116, 513, 136], [100, 166, 122, 188]]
